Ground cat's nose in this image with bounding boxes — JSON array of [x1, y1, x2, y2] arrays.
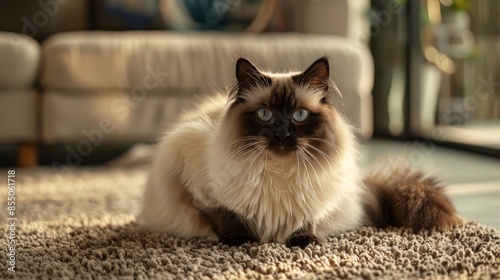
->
[[276, 130, 290, 141], [274, 118, 290, 142]]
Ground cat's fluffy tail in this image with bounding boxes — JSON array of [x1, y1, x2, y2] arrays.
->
[[363, 166, 463, 231]]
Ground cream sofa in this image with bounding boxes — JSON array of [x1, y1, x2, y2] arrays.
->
[[0, 0, 374, 166], [0, 32, 40, 166], [40, 32, 373, 147]]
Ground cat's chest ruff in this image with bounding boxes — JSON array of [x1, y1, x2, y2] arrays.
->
[[212, 160, 333, 242], [217, 159, 329, 207]]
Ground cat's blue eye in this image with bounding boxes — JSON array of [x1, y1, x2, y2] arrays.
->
[[256, 108, 273, 122], [293, 109, 309, 123]]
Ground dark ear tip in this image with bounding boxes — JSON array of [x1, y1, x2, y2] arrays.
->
[[236, 58, 254, 72], [236, 58, 260, 80], [318, 56, 329, 68], [310, 57, 329, 78], [236, 57, 251, 66]]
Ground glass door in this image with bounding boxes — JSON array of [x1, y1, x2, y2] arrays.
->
[[413, 0, 500, 153]]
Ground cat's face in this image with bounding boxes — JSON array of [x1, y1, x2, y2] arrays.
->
[[224, 57, 344, 161]]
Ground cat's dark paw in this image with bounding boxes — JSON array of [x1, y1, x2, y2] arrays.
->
[[285, 234, 318, 249], [220, 233, 257, 247]]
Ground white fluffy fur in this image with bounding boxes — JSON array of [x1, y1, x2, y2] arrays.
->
[[139, 89, 365, 243]]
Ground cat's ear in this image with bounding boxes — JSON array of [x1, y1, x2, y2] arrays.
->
[[235, 58, 270, 95], [293, 57, 330, 92]]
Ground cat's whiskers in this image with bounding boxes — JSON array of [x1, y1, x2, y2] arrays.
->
[[221, 143, 266, 217], [302, 143, 335, 176], [222, 146, 258, 169], [223, 140, 263, 164], [245, 144, 267, 172], [261, 150, 299, 194], [301, 148, 334, 203], [215, 138, 260, 164], [224, 142, 257, 161], [306, 137, 341, 158], [300, 151, 326, 214], [242, 145, 267, 217], [232, 142, 267, 166], [295, 151, 307, 203], [264, 149, 269, 171], [296, 147, 322, 205], [297, 147, 328, 207], [304, 154, 328, 202], [303, 142, 334, 160], [216, 136, 261, 153]]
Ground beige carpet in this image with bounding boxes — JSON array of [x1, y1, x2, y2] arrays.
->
[[1, 166, 499, 279]]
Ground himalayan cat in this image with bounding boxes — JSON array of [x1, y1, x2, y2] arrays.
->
[[139, 57, 462, 248]]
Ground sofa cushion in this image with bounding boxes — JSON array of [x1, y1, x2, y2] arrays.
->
[[41, 31, 372, 95], [42, 90, 195, 143], [41, 31, 373, 143], [0, 31, 40, 88], [0, 90, 37, 142]]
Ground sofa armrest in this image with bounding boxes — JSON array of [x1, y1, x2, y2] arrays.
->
[[0, 32, 40, 143]]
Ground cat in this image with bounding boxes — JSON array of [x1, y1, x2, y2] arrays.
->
[[138, 57, 462, 248]]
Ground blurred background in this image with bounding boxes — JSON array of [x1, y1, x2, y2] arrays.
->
[[0, 1, 499, 225], [1, 0, 499, 162]]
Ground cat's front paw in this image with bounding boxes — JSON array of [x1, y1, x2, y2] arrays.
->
[[285, 234, 319, 249], [220, 233, 257, 247]]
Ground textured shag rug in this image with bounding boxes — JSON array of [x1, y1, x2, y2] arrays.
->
[[1, 166, 499, 279]]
